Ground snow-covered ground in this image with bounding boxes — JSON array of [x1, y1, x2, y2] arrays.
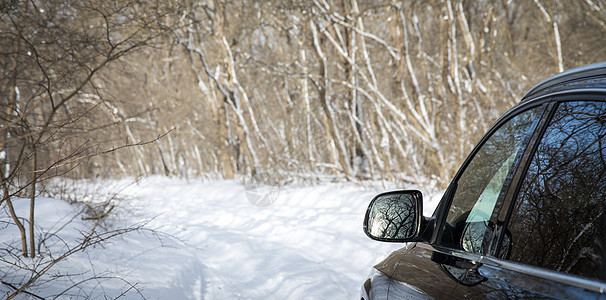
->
[[1, 177, 441, 299]]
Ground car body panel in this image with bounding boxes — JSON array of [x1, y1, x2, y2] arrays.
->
[[368, 242, 606, 299], [367, 243, 457, 299]]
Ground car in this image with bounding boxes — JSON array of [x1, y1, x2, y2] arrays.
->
[[361, 62, 606, 299]]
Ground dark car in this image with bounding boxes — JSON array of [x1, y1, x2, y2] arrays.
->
[[361, 62, 606, 299]]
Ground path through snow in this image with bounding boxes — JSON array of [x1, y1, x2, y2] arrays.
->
[[1, 177, 441, 299]]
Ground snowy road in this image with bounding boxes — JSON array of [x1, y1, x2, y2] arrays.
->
[[1, 177, 440, 299], [118, 178, 408, 299]]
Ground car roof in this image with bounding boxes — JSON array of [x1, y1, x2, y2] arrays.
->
[[521, 61, 606, 102]]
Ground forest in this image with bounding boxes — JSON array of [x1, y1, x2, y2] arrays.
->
[[3, 0, 606, 191]]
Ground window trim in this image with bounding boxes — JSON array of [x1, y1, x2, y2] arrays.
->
[[419, 236, 606, 294]]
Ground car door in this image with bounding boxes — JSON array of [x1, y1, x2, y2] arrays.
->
[[452, 98, 606, 299], [369, 104, 545, 299]]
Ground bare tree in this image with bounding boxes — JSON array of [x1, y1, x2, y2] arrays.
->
[[0, 0, 181, 297], [125, 0, 606, 187]]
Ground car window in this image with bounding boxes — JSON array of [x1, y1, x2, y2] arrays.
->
[[507, 101, 606, 281], [437, 107, 541, 254]]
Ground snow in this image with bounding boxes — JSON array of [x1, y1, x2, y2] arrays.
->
[[0, 177, 442, 299]]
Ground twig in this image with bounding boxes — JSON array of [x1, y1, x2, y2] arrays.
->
[[1, 281, 45, 300], [33, 130, 173, 174]]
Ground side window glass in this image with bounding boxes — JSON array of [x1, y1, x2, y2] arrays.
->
[[438, 107, 541, 254], [508, 101, 606, 280]]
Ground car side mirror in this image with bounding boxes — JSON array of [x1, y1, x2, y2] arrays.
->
[[363, 190, 423, 242]]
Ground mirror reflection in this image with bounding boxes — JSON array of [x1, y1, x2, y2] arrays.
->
[[366, 191, 421, 240]]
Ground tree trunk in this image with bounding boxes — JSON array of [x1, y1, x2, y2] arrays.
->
[[29, 147, 36, 258]]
